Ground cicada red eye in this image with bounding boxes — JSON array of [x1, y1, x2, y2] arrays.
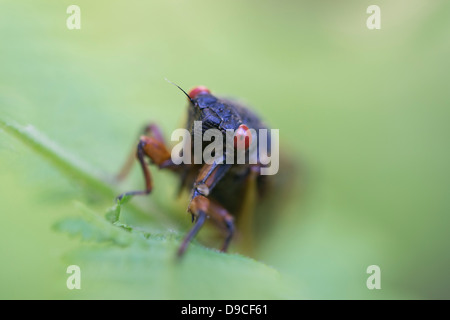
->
[[234, 124, 252, 150], [188, 86, 210, 99]]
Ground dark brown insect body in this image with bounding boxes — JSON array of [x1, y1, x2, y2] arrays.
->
[[117, 85, 289, 257]]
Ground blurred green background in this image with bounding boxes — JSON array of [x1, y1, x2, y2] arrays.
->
[[1, 0, 449, 299]]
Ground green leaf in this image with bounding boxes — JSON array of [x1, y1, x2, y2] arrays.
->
[[53, 202, 137, 247], [2, 118, 296, 299], [105, 203, 121, 224], [54, 202, 293, 299], [0, 118, 113, 196], [0, 118, 174, 229]]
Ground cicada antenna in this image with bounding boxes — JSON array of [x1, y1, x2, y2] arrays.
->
[[164, 78, 194, 104]]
